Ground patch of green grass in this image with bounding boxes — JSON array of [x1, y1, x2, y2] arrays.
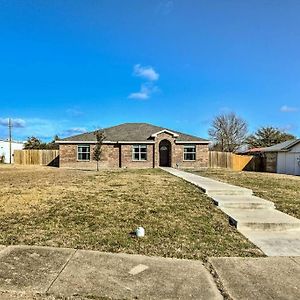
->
[[0, 166, 262, 259], [192, 168, 300, 219]]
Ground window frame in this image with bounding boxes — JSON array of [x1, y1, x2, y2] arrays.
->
[[183, 145, 196, 161], [77, 144, 91, 161], [132, 145, 148, 161]]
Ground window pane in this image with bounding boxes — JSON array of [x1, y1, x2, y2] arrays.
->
[[78, 145, 90, 160], [133, 153, 139, 160], [140, 152, 147, 160], [185, 148, 194, 153], [184, 153, 196, 161], [132, 145, 147, 161], [133, 148, 140, 154], [184, 146, 196, 153]]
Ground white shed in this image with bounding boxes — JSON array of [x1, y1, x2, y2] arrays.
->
[[0, 140, 24, 163], [263, 139, 300, 176]]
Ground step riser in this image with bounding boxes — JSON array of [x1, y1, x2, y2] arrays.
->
[[218, 203, 275, 209], [207, 191, 253, 197], [229, 218, 300, 231]]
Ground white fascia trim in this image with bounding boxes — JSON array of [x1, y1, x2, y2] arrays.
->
[[175, 141, 210, 144], [150, 129, 179, 138], [117, 141, 155, 144]]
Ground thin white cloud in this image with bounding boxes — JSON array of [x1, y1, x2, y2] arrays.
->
[[156, 1, 174, 15], [0, 118, 26, 128], [61, 127, 87, 137], [128, 91, 149, 100], [280, 105, 298, 113], [66, 107, 84, 117], [0, 116, 90, 141], [280, 124, 298, 132], [129, 64, 160, 100], [128, 84, 159, 100], [133, 64, 159, 81], [128, 85, 151, 100]]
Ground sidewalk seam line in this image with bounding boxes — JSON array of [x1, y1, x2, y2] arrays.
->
[[45, 249, 78, 294], [204, 260, 232, 300]]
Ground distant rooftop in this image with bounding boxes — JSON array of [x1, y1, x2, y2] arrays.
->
[[262, 139, 300, 152], [0, 139, 24, 144]]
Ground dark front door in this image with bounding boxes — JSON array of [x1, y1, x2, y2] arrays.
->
[[159, 140, 171, 167]]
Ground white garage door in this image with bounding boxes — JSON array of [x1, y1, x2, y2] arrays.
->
[[277, 153, 300, 175]]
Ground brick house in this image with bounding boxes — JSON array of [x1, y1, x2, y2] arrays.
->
[[56, 123, 209, 169]]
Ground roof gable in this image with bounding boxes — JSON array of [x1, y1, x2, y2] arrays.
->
[[150, 129, 179, 138]]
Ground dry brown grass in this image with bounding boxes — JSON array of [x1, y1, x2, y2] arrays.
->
[[0, 165, 262, 259], [193, 168, 300, 219]]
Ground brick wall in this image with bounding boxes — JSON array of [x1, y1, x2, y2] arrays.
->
[[173, 144, 209, 169], [59, 144, 119, 170], [59, 135, 209, 170], [153, 132, 209, 169], [120, 144, 154, 168]]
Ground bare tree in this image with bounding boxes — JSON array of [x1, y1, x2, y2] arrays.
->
[[93, 129, 106, 171], [208, 112, 248, 152]]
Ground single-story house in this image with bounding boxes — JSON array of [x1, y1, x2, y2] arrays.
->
[[56, 123, 209, 169], [262, 139, 300, 175]]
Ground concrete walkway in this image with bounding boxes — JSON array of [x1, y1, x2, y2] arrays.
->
[[0, 245, 300, 299], [0, 245, 221, 300], [161, 167, 300, 256]]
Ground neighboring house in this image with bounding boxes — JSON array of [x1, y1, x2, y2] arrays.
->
[[238, 147, 266, 155], [262, 139, 300, 175], [0, 140, 24, 163], [56, 123, 209, 169]]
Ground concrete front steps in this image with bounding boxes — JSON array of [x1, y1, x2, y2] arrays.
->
[[220, 207, 300, 231], [161, 167, 300, 256], [239, 229, 300, 256], [211, 195, 275, 209]]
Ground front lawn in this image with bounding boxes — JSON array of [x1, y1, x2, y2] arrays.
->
[[0, 165, 261, 259], [192, 168, 300, 219]]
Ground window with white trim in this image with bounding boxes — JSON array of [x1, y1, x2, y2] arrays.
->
[[77, 145, 90, 161], [132, 145, 147, 161], [184, 145, 196, 161]]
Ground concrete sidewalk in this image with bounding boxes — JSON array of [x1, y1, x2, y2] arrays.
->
[[0, 245, 221, 300], [0, 245, 300, 299], [161, 167, 300, 256]]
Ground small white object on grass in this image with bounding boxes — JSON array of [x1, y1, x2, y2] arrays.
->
[[135, 226, 145, 238]]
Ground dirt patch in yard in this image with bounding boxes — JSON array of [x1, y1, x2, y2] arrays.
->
[[192, 168, 300, 219], [0, 165, 262, 259]]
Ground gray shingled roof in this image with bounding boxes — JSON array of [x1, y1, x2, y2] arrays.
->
[[59, 123, 208, 143], [262, 139, 300, 152]]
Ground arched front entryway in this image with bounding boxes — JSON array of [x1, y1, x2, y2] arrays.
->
[[159, 140, 171, 167]]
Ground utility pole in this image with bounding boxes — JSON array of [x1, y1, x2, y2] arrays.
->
[[8, 118, 12, 164]]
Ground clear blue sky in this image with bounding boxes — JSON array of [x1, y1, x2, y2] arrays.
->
[[0, 0, 299, 141]]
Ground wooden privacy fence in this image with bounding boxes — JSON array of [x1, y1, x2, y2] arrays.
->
[[209, 151, 262, 171], [14, 150, 59, 166]]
